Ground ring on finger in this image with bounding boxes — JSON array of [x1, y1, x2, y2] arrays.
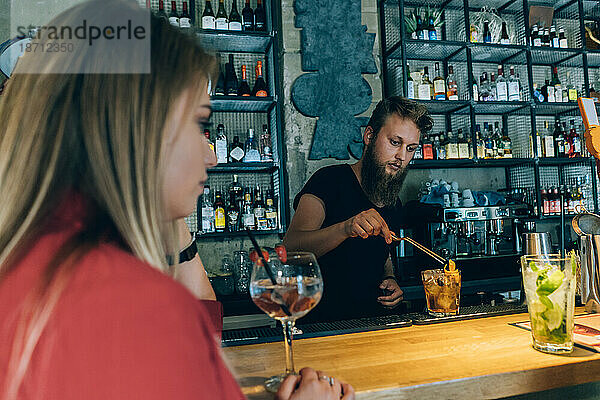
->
[[319, 375, 334, 386]]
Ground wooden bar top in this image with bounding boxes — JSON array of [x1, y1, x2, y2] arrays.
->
[[223, 309, 600, 399]]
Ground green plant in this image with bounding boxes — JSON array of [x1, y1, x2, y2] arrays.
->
[[404, 7, 445, 35]]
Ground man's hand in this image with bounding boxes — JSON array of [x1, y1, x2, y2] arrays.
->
[[377, 279, 403, 308], [343, 208, 392, 244]]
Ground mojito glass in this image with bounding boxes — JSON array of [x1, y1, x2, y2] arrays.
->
[[521, 254, 577, 354]]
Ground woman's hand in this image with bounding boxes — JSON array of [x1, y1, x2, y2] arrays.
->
[[276, 367, 355, 400]]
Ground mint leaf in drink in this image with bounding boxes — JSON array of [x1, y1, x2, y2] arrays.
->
[[536, 270, 565, 296]]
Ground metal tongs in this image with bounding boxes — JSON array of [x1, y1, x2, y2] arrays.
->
[[390, 233, 458, 275]]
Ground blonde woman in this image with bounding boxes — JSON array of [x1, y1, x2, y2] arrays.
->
[[0, 1, 354, 399]]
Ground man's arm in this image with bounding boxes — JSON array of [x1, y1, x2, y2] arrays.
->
[[283, 194, 393, 258]]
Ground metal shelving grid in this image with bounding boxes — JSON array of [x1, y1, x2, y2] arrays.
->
[[378, 0, 600, 216]]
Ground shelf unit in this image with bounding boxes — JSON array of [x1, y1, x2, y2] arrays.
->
[[379, 0, 600, 217]]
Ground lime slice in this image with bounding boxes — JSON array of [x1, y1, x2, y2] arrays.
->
[[541, 302, 563, 331], [536, 270, 565, 296], [538, 295, 553, 310], [528, 260, 539, 272]]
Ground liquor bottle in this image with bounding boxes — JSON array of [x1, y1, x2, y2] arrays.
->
[[406, 64, 415, 99], [554, 120, 565, 157], [215, 0, 228, 30], [265, 189, 278, 230], [532, 25, 541, 47], [489, 73, 497, 101], [543, 121, 555, 157], [566, 71, 577, 102], [472, 74, 479, 101], [568, 119, 582, 157], [201, 1, 216, 29], [201, 187, 215, 234], [550, 26, 559, 48], [237, 65, 252, 96], [242, 188, 255, 230], [545, 77, 555, 103], [225, 55, 238, 95], [204, 129, 215, 154], [446, 65, 458, 100], [229, 135, 245, 162], [493, 122, 503, 158], [416, 15, 424, 40], [457, 129, 469, 159], [229, 175, 244, 204], [254, 0, 266, 31], [553, 187, 561, 215], [445, 130, 458, 159], [483, 21, 492, 43], [243, 128, 261, 162], [496, 65, 508, 101], [228, 0, 242, 30], [413, 142, 423, 160], [215, 124, 228, 164], [252, 61, 268, 97], [470, 23, 479, 43], [475, 125, 485, 159], [253, 186, 268, 230], [531, 128, 542, 157], [242, 0, 254, 31], [433, 62, 446, 100], [543, 28, 551, 47], [479, 72, 490, 101], [422, 14, 429, 40], [559, 27, 568, 48], [551, 67, 562, 103], [533, 83, 544, 103], [169, 1, 180, 26], [214, 60, 226, 96], [484, 123, 494, 158], [214, 190, 226, 232], [180, 2, 192, 28], [418, 67, 433, 100], [507, 66, 520, 101], [259, 124, 273, 161], [428, 16, 437, 40], [157, 0, 168, 22], [501, 127, 512, 158], [541, 188, 550, 215], [422, 133, 434, 159], [436, 133, 447, 160], [226, 191, 240, 232], [500, 21, 510, 44]]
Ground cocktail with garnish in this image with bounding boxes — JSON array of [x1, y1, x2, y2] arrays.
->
[[249, 246, 323, 392]]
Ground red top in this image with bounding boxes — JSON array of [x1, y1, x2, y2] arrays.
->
[[0, 194, 245, 399]]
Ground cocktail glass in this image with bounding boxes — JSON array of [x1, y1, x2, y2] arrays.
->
[[521, 254, 577, 354], [249, 251, 323, 392], [421, 268, 461, 316]]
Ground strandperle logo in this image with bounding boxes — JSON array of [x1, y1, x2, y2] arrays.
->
[[16, 20, 147, 46]]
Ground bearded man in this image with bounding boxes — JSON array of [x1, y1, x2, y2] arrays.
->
[[283, 96, 433, 322]]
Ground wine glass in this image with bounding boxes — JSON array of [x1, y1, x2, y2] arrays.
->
[[249, 251, 323, 393]]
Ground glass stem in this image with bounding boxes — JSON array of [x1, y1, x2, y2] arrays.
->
[[282, 319, 296, 375]]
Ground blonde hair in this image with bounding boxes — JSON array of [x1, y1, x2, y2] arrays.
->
[[0, 1, 216, 397]]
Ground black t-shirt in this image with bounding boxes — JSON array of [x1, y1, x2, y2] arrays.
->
[[293, 164, 403, 322]]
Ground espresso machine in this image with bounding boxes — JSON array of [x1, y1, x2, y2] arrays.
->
[[427, 205, 529, 260]]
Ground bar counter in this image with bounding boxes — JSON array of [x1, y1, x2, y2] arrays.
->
[[224, 308, 600, 399]]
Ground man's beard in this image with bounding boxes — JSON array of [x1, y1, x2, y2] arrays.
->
[[361, 143, 407, 207]]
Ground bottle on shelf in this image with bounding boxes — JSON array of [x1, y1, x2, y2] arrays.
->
[[229, 135, 245, 162], [168, 1, 180, 26], [252, 61, 268, 97], [566, 71, 577, 102], [242, 187, 255, 230], [446, 65, 458, 101], [214, 190, 226, 232], [422, 14, 429, 40], [214, 56, 226, 95], [472, 74, 479, 101], [457, 129, 469, 159], [533, 83, 544, 103], [433, 62, 446, 100], [543, 121, 555, 157], [201, 0, 216, 29], [201, 186, 216, 234], [475, 124, 485, 159], [204, 128, 215, 154], [445, 130, 458, 159], [435, 133, 446, 160], [244, 128, 261, 162], [242, 0, 254, 31], [253, 186, 268, 230], [568, 119, 582, 158], [229, 175, 244, 203], [470, 23, 479, 43], [416, 15, 424, 40], [228, 0, 242, 31], [259, 124, 273, 162], [265, 189, 278, 230], [225, 55, 238, 95], [550, 25, 559, 48], [501, 127, 512, 158], [483, 123, 494, 158], [552, 187, 561, 215], [215, 0, 228, 30], [422, 132, 434, 160], [554, 119, 566, 157], [507, 66, 520, 101], [531, 127, 542, 158], [254, 0, 266, 32], [157, 0, 168, 22], [541, 188, 550, 215], [500, 21, 510, 45], [479, 72, 490, 101], [226, 191, 240, 232], [551, 66, 562, 103], [489, 73, 497, 101], [428, 15, 437, 40], [493, 121, 503, 158], [483, 21, 492, 43], [406, 64, 415, 99], [179, 1, 192, 28], [496, 65, 508, 101], [532, 25, 541, 47], [215, 124, 228, 164], [559, 27, 568, 48], [418, 66, 433, 100], [542, 27, 551, 47], [237, 65, 252, 96]]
